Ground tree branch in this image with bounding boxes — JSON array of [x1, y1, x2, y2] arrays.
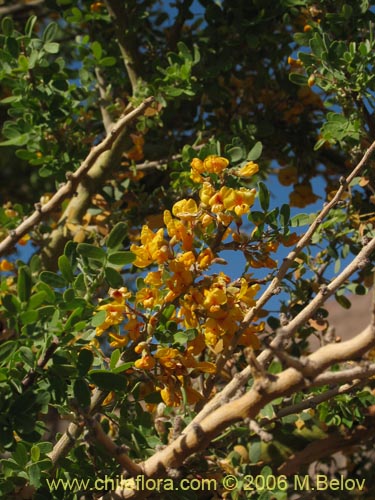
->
[[0, 0, 44, 16], [100, 322, 375, 499], [0, 97, 154, 261], [103, 0, 143, 92]]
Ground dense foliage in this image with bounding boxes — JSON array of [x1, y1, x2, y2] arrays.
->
[[1, 1, 375, 499]]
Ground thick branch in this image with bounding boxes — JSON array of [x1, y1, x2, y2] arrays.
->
[[101, 322, 375, 499]]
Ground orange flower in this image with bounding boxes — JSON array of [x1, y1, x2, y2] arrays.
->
[[278, 166, 298, 186], [134, 354, 156, 370], [0, 260, 14, 272], [109, 332, 129, 348], [281, 232, 300, 247], [289, 183, 320, 208], [18, 234, 30, 246]]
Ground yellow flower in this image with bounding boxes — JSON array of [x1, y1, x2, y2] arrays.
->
[[172, 199, 198, 220], [110, 287, 131, 302], [167, 253, 195, 294], [237, 279, 260, 306], [193, 361, 216, 374], [190, 157, 205, 182], [199, 182, 216, 206], [221, 187, 256, 216], [144, 271, 163, 286], [136, 287, 160, 308], [130, 225, 169, 268], [164, 210, 193, 250], [203, 155, 229, 174], [204, 286, 227, 311], [197, 248, 214, 269], [237, 161, 259, 178], [160, 384, 181, 406]]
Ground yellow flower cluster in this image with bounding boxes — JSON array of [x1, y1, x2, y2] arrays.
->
[[95, 155, 265, 407]]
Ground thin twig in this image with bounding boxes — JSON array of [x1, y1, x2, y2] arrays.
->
[[21, 337, 59, 390]]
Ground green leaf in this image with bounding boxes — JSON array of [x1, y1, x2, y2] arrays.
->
[[335, 294, 351, 309], [25, 15, 37, 37], [164, 86, 184, 97], [7, 37, 19, 58], [88, 370, 127, 391], [174, 328, 197, 345], [107, 251, 135, 266], [100, 56, 116, 66], [258, 181, 270, 211], [247, 141, 263, 161], [77, 243, 106, 262], [144, 391, 163, 404], [227, 146, 244, 162], [74, 379, 91, 409], [91, 310, 107, 327], [0, 340, 17, 363], [0, 133, 30, 147], [31, 445, 40, 463], [18, 54, 29, 71], [248, 210, 265, 226], [1, 17, 14, 36], [104, 267, 123, 288], [77, 349, 94, 376], [17, 266, 32, 303], [28, 463, 41, 488], [290, 213, 312, 227], [13, 442, 28, 467], [18, 346, 34, 368], [112, 362, 134, 373], [64, 307, 84, 330], [280, 204, 290, 228], [110, 349, 121, 370], [39, 271, 66, 288], [106, 222, 127, 249], [161, 304, 175, 322], [43, 22, 58, 42], [289, 73, 308, 86], [91, 40, 102, 60], [44, 42, 60, 54], [19, 310, 39, 325], [58, 255, 74, 282]]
